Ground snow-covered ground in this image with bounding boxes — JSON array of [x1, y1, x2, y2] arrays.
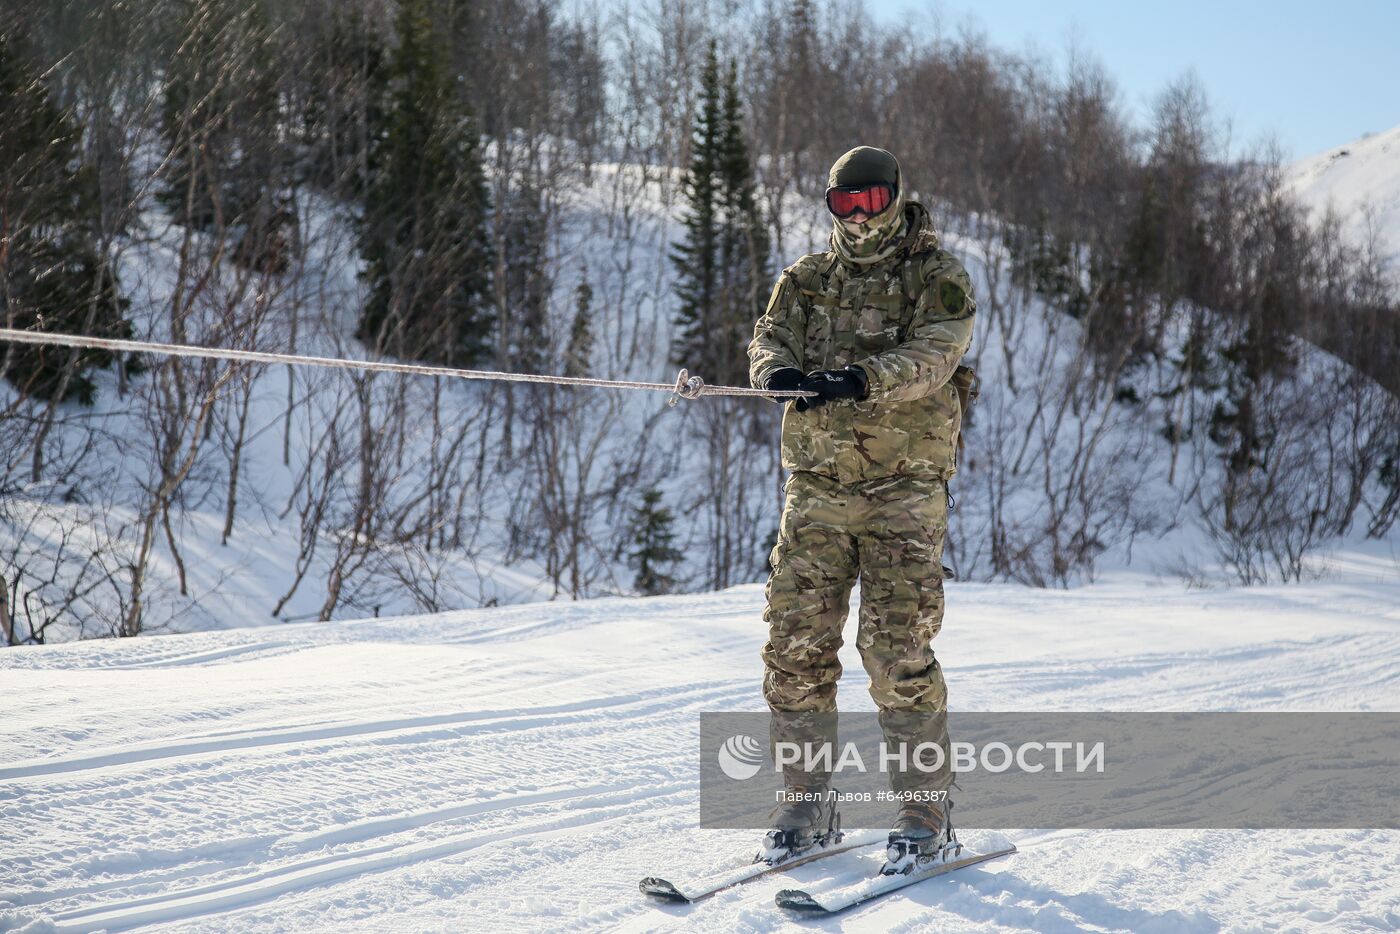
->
[[4, 546, 1398, 932]]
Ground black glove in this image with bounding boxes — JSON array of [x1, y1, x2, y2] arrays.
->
[[764, 367, 805, 403], [794, 366, 868, 412]]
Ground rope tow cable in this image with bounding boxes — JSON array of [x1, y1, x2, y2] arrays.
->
[[0, 328, 815, 405]]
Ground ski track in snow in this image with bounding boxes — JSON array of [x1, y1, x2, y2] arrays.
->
[[2, 574, 1399, 932]]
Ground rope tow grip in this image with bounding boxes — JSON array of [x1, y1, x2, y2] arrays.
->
[[668, 368, 706, 407]]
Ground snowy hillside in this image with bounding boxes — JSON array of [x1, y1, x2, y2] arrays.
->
[[1288, 123, 1400, 259], [3, 550, 1399, 932], [9, 152, 1396, 644]]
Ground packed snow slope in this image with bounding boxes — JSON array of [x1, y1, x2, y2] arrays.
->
[[1288, 122, 1400, 258], [3, 548, 1399, 933]]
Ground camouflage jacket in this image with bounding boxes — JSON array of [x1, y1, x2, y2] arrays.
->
[[748, 201, 976, 484]]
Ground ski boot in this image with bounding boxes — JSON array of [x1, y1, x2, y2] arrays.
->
[[881, 798, 961, 876], [756, 784, 842, 865]]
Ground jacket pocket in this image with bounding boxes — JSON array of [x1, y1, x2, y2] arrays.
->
[[803, 298, 839, 367]]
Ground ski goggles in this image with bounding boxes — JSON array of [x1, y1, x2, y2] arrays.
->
[[825, 183, 895, 219]]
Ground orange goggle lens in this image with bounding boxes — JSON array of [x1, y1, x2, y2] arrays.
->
[[825, 184, 894, 219]]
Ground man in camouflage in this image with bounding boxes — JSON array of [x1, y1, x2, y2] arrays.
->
[[748, 146, 975, 855]]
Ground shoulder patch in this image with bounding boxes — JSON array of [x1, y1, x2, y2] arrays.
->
[[938, 280, 968, 315]]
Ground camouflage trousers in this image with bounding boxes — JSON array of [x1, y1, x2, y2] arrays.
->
[[763, 471, 951, 794]]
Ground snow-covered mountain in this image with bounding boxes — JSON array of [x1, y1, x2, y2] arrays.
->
[[1288, 123, 1400, 260], [3, 551, 1398, 931]]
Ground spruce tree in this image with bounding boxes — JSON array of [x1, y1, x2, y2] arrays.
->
[[357, 0, 492, 366], [564, 273, 594, 378], [1209, 314, 1295, 476], [0, 34, 131, 404], [500, 179, 550, 373], [669, 44, 724, 380], [670, 46, 770, 386], [628, 488, 682, 596], [717, 59, 772, 371]]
